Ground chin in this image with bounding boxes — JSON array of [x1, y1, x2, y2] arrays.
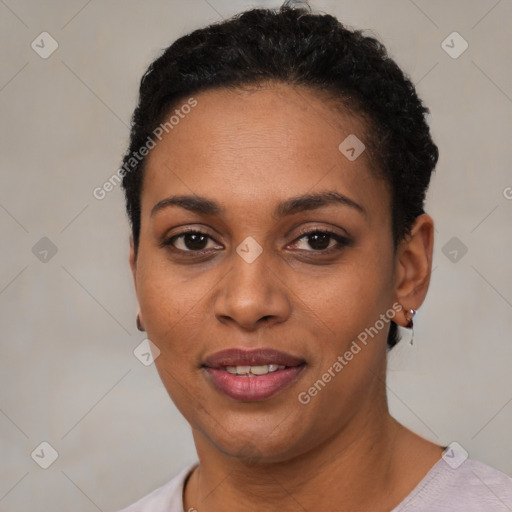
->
[[197, 416, 313, 466]]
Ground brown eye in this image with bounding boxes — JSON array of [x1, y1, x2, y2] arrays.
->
[[161, 230, 221, 252], [290, 229, 351, 252]]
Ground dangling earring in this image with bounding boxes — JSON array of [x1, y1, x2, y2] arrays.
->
[[136, 314, 145, 332], [404, 308, 416, 345]]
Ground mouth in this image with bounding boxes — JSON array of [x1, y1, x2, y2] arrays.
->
[[202, 348, 306, 401], [222, 363, 290, 376]]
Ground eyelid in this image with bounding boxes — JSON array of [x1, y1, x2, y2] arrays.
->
[[291, 224, 350, 241]]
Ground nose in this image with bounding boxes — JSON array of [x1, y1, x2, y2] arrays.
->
[[213, 245, 291, 331]]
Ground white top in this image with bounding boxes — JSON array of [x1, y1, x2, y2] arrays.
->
[[116, 457, 512, 511]]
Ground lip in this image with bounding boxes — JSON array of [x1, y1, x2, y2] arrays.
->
[[202, 348, 305, 368], [202, 348, 306, 401]]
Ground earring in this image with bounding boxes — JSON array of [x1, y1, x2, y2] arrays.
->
[[136, 314, 145, 332], [404, 308, 416, 345]]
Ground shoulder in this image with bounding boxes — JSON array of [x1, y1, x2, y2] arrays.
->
[[394, 457, 512, 511], [115, 463, 197, 512]]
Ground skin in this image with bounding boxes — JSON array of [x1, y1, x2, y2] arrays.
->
[[129, 83, 443, 511]]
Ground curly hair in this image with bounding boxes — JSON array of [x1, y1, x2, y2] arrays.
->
[[120, 0, 439, 349]]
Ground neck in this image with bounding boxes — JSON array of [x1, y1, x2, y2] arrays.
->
[[183, 402, 434, 511]]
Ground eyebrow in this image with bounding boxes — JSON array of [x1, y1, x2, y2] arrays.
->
[[150, 191, 367, 219]]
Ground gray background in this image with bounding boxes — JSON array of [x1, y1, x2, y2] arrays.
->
[[1, 0, 511, 510]]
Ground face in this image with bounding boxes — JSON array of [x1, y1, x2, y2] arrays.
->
[[130, 84, 402, 463]]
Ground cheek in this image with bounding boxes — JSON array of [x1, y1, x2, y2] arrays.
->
[[135, 253, 205, 362], [294, 267, 391, 421], [302, 258, 392, 348], [137, 262, 208, 413]]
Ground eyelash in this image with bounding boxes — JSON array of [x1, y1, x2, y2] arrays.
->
[[160, 228, 351, 256]]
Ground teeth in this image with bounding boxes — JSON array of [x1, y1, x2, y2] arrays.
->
[[224, 364, 286, 376]]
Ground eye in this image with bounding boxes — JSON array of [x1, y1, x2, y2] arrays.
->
[[289, 228, 351, 253], [161, 230, 222, 252], [161, 228, 351, 255]]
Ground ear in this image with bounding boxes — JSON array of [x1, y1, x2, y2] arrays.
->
[[129, 234, 137, 290], [393, 213, 434, 326], [129, 235, 145, 331]]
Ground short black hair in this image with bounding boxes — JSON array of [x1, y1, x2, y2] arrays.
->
[[120, 0, 438, 349]]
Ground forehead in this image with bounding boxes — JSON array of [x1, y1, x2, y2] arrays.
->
[[141, 84, 389, 224]]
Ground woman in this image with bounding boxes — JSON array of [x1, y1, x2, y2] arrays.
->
[[117, 1, 512, 510]]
